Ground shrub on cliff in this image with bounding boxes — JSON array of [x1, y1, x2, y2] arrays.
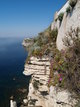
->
[[66, 6, 71, 14], [69, 0, 77, 8], [61, 28, 80, 97], [42, 36, 49, 45], [58, 13, 64, 22], [28, 42, 42, 57], [63, 38, 80, 97], [75, 100, 80, 107], [32, 49, 42, 57], [48, 28, 80, 97], [31, 46, 43, 57], [27, 25, 57, 57], [44, 48, 50, 55], [37, 36, 43, 47], [49, 28, 58, 41], [48, 49, 66, 87], [33, 37, 38, 43]]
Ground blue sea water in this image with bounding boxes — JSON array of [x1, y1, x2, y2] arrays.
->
[[0, 37, 30, 107]]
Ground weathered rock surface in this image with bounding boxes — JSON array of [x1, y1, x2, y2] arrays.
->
[[22, 38, 33, 48], [51, 0, 80, 50], [23, 57, 77, 107], [21, 1, 80, 107], [23, 57, 50, 78]]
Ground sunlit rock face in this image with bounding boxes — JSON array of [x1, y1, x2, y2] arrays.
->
[[23, 57, 77, 107], [56, 12, 69, 50], [57, 0, 80, 50], [10, 100, 17, 107], [23, 57, 50, 87], [21, 1, 80, 107], [51, 0, 80, 50], [51, 12, 60, 31], [23, 57, 51, 107]]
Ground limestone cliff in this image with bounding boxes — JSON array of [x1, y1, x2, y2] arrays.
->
[[51, 0, 80, 50], [21, 0, 80, 107], [22, 57, 77, 107]]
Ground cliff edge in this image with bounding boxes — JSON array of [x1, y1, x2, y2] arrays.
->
[[21, 0, 80, 107]]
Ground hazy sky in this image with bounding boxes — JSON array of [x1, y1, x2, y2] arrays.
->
[[0, 0, 66, 38]]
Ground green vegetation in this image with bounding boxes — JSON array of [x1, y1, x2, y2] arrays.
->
[[69, 0, 77, 8], [55, 18, 58, 22], [58, 13, 64, 22], [48, 28, 80, 98], [75, 100, 80, 107], [48, 48, 66, 88], [37, 36, 43, 47], [50, 28, 58, 41], [62, 28, 80, 97], [24, 1, 80, 105], [27, 26, 58, 57], [66, 6, 71, 14]]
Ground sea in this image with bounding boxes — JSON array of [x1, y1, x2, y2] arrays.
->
[[0, 37, 30, 107]]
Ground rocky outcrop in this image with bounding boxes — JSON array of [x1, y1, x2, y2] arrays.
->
[[22, 38, 33, 48], [10, 97, 17, 107], [23, 57, 50, 84], [23, 57, 50, 107], [51, 12, 60, 30], [21, 1, 80, 107], [56, 12, 69, 50], [23, 57, 77, 107]]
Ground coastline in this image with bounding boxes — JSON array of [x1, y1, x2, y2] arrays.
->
[[0, 38, 30, 107], [12, 0, 80, 106]]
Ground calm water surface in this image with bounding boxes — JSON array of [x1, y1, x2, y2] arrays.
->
[[0, 37, 30, 107]]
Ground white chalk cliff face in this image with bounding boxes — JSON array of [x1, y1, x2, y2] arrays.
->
[[23, 57, 77, 107], [51, 0, 80, 50]]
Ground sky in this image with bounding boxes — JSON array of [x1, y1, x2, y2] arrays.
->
[[0, 0, 67, 38]]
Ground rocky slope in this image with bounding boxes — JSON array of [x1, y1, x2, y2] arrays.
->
[[21, 0, 80, 107], [22, 57, 77, 107], [22, 38, 34, 48]]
